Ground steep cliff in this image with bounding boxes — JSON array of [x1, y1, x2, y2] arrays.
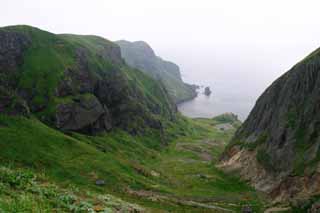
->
[[220, 48, 320, 205], [115, 40, 197, 104], [0, 25, 177, 135]]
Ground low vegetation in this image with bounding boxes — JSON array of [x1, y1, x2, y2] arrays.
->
[[0, 25, 267, 212], [0, 114, 265, 212]]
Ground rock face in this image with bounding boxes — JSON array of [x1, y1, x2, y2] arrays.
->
[[220, 49, 320, 203], [0, 29, 30, 77], [0, 87, 30, 116], [56, 94, 112, 133], [0, 25, 177, 135], [0, 27, 31, 115], [115, 40, 197, 104], [204, 86, 211, 96]]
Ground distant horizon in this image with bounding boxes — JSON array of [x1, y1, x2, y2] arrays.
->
[[1, 22, 316, 121]]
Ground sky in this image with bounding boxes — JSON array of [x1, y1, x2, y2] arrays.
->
[[2, 0, 320, 117]]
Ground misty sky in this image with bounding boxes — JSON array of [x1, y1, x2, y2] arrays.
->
[[2, 0, 320, 117]]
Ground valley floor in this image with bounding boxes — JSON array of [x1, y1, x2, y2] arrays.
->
[[0, 115, 265, 212], [134, 118, 265, 212]]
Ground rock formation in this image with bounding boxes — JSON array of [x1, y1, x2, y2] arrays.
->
[[220, 48, 320, 204], [0, 25, 177, 135], [204, 86, 212, 96]]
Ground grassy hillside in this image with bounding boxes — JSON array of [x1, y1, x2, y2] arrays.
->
[[0, 114, 265, 212], [0, 25, 267, 212]]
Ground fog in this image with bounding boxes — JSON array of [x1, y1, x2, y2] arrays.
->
[[2, 0, 320, 119]]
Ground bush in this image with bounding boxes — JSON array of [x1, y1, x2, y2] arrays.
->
[[0, 167, 35, 189]]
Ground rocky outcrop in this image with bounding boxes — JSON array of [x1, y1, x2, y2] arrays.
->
[[0, 28, 31, 116], [220, 49, 320, 203], [56, 94, 111, 134], [204, 86, 212, 96], [0, 29, 30, 75], [0, 86, 30, 116]]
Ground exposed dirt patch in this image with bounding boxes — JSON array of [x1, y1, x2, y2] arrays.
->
[[199, 152, 213, 161], [264, 207, 291, 212], [215, 123, 234, 131], [175, 140, 219, 162]]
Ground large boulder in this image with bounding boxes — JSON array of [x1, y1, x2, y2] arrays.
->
[[56, 94, 111, 134]]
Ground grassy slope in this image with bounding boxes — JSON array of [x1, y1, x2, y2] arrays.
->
[[0, 114, 265, 212], [145, 118, 264, 212]]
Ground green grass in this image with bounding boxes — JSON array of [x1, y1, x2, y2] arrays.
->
[[146, 118, 264, 211], [291, 127, 320, 176], [11, 26, 76, 108], [0, 114, 265, 212], [286, 108, 298, 129], [0, 166, 144, 212], [0, 114, 163, 191]]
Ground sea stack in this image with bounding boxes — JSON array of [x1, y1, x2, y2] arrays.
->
[[204, 86, 212, 96]]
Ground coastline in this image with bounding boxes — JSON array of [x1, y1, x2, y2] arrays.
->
[[175, 91, 198, 105]]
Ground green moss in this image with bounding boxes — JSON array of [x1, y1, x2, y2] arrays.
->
[[226, 132, 268, 152], [292, 128, 310, 176], [14, 28, 76, 109], [292, 126, 320, 176], [256, 149, 274, 171], [240, 133, 268, 151], [287, 108, 298, 129]]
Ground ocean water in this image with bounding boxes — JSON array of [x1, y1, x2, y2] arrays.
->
[[178, 86, 256, 121], [168, 43, 319, 122]]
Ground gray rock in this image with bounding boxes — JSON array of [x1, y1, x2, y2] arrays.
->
[[56, 94, 112, 134], [0, 86, 30, 116], [95, 179, 106, 186], [204, 86, 212, 96], [241, 206, 253, 213], [0, 28, 30, 75]]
